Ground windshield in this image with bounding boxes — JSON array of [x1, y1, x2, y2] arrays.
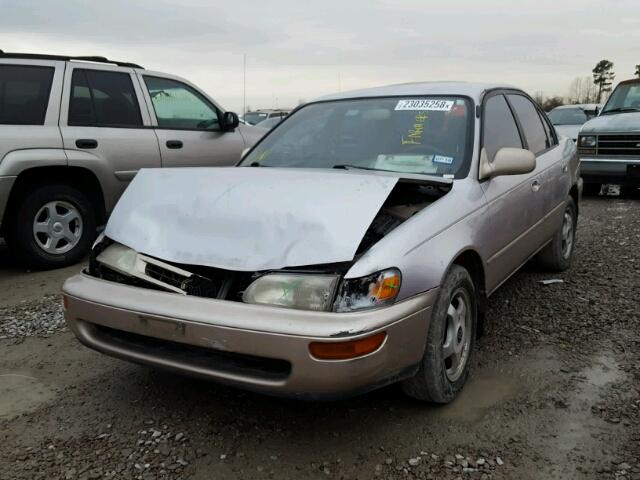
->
[[548, 107, 591, 125], [241, 97, 473, 178], [243, 112, 269, 125], [602, 83, 640, 114]]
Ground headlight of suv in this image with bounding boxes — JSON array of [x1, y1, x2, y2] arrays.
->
[[243, 273, 340, 311], [334, 268, 401, 312], [578, 135, 596, 147]]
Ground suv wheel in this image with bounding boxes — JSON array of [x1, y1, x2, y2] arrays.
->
[[8, 184, 96, 269], [401, 265, 477, 403]]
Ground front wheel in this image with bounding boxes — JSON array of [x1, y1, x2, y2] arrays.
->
[[8, 184, 96, 269], [402, 265, 477, 403]]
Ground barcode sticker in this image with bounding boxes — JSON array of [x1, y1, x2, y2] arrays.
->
[[395, 99, 454, 111]]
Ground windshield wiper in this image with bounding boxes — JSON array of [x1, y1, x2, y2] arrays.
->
[[600, 107, 640, 115], [332, 164, 394, 172]]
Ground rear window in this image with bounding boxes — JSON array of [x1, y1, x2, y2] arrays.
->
[[0, 65, 54, 125], [69, 69, 142, 127]]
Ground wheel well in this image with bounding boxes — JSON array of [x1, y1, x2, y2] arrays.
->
[[2, 167, 106, 234], [569, 184, 579, 214], [452, 249, 487, 336]]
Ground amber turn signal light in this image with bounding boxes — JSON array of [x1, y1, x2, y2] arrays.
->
[[309, 332, 387, 360]]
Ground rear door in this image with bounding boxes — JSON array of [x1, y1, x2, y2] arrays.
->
[[480, 92, 543, 292], [138, 73, 245, 168], [59, 64, 161, 212], [506, 93, 564, 243]]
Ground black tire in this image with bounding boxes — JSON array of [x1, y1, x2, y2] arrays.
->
[[402, 265, 477, 403], [583, 183, 601, 196], [536, 197, 577, 272], [7, 184, 96, 270]]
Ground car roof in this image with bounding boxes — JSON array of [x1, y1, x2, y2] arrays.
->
[[315, 81, 517, 103]]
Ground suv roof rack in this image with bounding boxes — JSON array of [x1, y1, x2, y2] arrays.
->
[[0, 51, 144, 69]]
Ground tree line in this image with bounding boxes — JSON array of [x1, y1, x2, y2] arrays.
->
[[534, 60, 640, 111]]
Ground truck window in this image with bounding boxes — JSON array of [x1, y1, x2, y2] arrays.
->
[[0, 65, 54, 125], [69, 69, 143, 127]]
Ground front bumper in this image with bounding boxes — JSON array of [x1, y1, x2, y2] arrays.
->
[[63, 273, 436, 399], [580, 157, 640, 185]]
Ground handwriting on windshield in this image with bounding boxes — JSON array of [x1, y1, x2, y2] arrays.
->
[[401, 112, 428, 145]]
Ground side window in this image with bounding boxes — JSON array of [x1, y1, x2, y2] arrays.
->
[[538, 110, 557, 147], [143, 76, 219, 130], [69, 69, 142, 127], [0, 65, 54, 125], [482, 94, 523, 162], [506, 94, 548, 154]]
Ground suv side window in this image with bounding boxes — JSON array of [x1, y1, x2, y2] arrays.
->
[[143, 76, 220, 130], [482, 94, 523, 161], [506, 94, 548, 154], [69, 69, 142, 127], [0, 65, 54, 125]]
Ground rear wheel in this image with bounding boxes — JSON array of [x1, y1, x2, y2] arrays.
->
[[402, 265, 477, 403], [537, 197, 577, 272], [7, 184, 96, 269]]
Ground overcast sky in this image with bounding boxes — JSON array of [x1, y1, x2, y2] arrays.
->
[[1, 0, 638, 112]]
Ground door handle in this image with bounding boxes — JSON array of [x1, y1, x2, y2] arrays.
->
[[75, 139, 98, 149], [531, 180, 541, 192], [166, 140, 183, 149]]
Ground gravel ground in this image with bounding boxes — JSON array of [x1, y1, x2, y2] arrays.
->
[[0, 195, 638, 480], [0, 294, 65, 340]]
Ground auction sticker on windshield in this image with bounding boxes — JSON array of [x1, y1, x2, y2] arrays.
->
[[375, 154, 437, 174], [395, 99, 454, 111]]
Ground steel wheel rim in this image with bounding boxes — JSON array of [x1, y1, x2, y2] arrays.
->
[[32, 201, 83, 255], [561, 209, 574, 259], [442, 288, 472, 382]]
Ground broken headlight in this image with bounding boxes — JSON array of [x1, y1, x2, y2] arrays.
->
[[243, 273, 340, 311], [333, 268, 401, 312]]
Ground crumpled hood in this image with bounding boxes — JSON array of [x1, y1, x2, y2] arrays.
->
[[581, 112, 640, 133], [105, 167, 398, 271]]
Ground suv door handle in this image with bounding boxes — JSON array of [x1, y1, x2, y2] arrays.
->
[[75, 139, 98, 149], [166, 140, 183, 149], [531, 180, 541, 192]]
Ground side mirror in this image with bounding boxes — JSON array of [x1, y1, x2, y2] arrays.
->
[[479, 147, 536, 180], [221, 111, 239, 132]]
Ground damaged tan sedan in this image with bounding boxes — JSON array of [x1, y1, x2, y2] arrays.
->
[[63, 82, 581, 402]]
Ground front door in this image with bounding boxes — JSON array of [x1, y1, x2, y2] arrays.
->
[[480, 92, 545, 292], [139, 74, 245, 168]]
